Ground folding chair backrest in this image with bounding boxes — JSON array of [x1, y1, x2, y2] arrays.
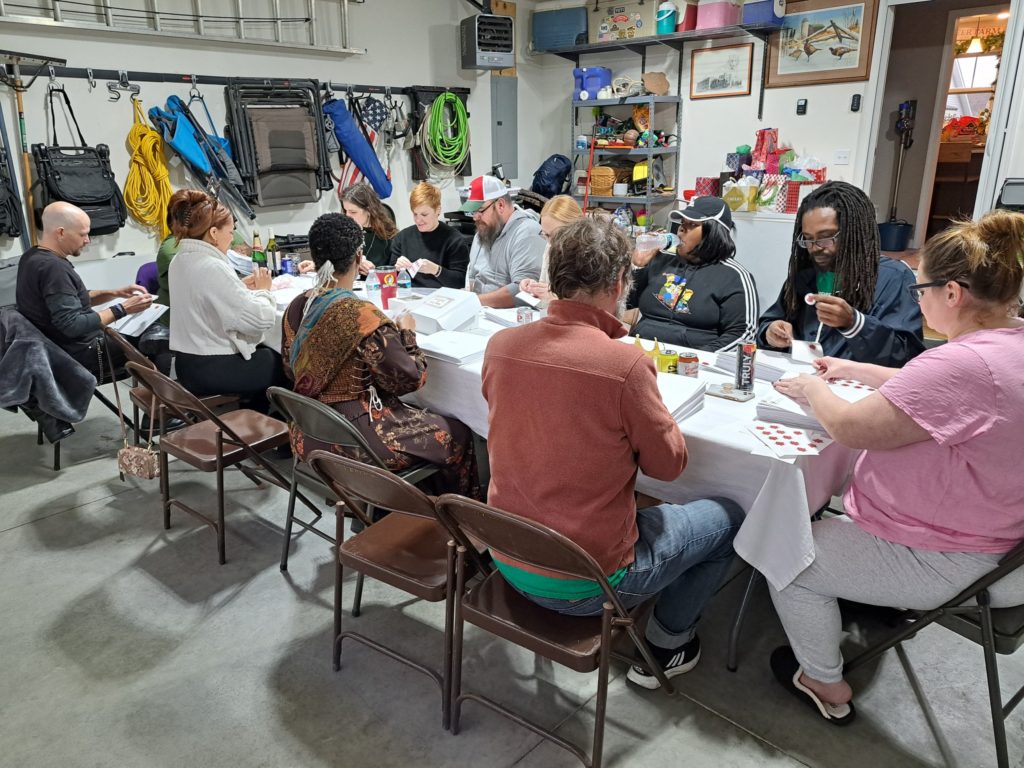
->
[[266, 386, 386, 469], [104, 328, 154, 371], [126, 361, 211, 424], [436, 494, 625, 608], [307, 449, 436, 522]]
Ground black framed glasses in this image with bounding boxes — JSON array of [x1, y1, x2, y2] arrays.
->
[[471, 200, 497, 219], [908, 279, 970, 302], [796, 232, 840, 249]]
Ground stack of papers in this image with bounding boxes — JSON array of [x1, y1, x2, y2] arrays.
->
[[755, 378, 875, 430], [416, 330, 490, 365], [482, 308, 519, 328], [656, 373, 707, 422], [95, 299, 168, 336], [714, 349, 812, 383]]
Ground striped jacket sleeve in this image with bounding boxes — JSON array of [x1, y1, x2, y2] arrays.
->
[[714, 258, 759, 353]]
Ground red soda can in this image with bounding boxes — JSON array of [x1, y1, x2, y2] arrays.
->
[[734, 341, 756, 392]]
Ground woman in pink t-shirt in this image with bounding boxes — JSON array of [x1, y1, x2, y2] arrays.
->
[[766, 210, 1024, 726]]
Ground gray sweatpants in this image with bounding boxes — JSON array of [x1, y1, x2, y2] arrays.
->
[[768, 517, 1024, 683]]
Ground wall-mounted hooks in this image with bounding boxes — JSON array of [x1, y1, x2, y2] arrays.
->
[[86, 69, 96, 91], [107, 71, 141, 101]]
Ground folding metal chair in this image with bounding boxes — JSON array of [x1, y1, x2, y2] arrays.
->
[[126, 362, 319, 564], [267, 386, 442, 572], [306, 450, 468, 730], [435, 493, 674, 768], [843, 539, 1024, 768]]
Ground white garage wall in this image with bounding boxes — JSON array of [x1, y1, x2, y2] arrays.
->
[[0, 0, 570, 280]]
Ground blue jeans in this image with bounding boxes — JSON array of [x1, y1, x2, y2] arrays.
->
[[520, 498, 744, 649]]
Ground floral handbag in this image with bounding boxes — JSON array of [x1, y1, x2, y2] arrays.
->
[[106, 344, 160, 480]]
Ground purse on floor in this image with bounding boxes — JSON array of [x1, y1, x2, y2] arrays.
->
[[107, 344, 160, 480]]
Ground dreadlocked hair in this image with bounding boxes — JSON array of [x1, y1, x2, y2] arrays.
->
[[783, 181, 880, 321]]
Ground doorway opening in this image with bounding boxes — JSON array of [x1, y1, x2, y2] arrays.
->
[[868, 1, 1011, 255]]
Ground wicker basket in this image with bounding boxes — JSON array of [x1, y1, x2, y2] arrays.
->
[[590, 166, 617, 196]]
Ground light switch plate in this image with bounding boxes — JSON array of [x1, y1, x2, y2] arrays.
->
[[834, 149, 851, 165]]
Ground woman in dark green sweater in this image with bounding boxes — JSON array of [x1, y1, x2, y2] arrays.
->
[[340, 183, 397, 275], [391, 182, 470, 289]]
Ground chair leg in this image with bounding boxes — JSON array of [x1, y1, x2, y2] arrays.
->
[[53, 441, 61, 472], [450, 546, 468, 736], [728, 569, 761, 672], [442, 541, 456, 732], [36, 423, 43, 445], [132, 404, 140, 447], [352, 573, 365, 617], [279, 463, 299, 572], [160, 449, 171, 529], [978, 593, 1010, 768], [592, 606, 614, 768], [333, 556, 344, 671], [216, 457, 226, 565]]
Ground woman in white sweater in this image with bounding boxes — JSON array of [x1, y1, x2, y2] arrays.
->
[[167, 190, 283, 412]]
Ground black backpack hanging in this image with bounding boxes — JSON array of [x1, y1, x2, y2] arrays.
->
[[32, 87, 127, 236]]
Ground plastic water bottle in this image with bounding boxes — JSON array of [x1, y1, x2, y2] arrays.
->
[[397, 268, 412, 299], [365, 270, 382, 308]]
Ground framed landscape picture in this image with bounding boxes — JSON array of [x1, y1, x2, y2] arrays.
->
[[766, 0, 878, 87], [690, 43, 755, 99]]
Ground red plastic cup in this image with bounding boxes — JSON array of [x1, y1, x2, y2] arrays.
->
[[376, 269, 397, 309]]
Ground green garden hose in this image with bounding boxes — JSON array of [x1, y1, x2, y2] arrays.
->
[[421, 92, 470, 170]]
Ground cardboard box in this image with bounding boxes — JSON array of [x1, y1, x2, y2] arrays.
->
[[590, 2, 659, 43], [388, 288, 481, 335]]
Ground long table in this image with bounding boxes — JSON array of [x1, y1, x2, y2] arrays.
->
[[269, 287, 857, 590], [408, 325, 857, 591]]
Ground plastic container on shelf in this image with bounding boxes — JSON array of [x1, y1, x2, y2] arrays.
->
[[696, 0, 742, 29], [676, 0, 699, 30], [573, 67, 613, 101], [656, 2, 678, 34], [742, 0, 785, 25]]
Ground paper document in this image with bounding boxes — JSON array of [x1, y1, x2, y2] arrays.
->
[[417, 330, 490, 365], [95, 299, 168, 337]]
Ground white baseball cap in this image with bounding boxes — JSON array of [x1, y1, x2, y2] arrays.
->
[[459, 175, 518, 212]]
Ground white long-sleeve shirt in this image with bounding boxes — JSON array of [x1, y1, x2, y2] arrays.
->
[[168, 238, 276, 360]]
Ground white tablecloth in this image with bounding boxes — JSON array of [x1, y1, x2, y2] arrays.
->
[[408, 328, 857, 591], [268, 289, 858, 590]]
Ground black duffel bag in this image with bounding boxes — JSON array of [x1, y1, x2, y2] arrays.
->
[[32, 87, 127, 236]]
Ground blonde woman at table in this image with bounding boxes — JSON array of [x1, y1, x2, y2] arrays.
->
[[518, 194, 582, 307], [767, 210, 1024, 725], [281, 212, 479, 499], [166, 189, 284, 414]]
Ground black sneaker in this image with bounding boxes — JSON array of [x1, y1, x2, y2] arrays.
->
[[627, 635, 701, 690]]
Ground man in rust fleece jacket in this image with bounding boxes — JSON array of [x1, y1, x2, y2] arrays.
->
[[482, 217, 743, 688]]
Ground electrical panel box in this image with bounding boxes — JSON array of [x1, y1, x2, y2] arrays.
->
[[461, 14, 515, 70]]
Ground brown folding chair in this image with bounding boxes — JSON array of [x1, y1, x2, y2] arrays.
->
[[266, 387, 442, 572], [435, 493, 675, 768], [844, 539, 1024, 768], [105, 328, 238, 444], [126, 361, 319, 564], [307, 450, 481, 731]]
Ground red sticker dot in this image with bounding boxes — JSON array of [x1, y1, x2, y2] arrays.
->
[[797, 447, 807, 452], [775, 441, 785, 445], [791, 441, 799, 445]]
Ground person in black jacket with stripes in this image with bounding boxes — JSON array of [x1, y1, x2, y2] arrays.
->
[[626, 197, 758, 352]]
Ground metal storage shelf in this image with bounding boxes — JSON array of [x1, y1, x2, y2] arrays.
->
[[573, 147, 678, 158], [572, 194, 678, 205], [571, 95, 681, 108], [539, 23, 781, 60]]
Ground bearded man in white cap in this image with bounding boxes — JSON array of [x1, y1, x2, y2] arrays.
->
[[460, 175, 546, 308]]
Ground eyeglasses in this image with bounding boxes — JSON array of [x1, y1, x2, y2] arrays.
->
[[471, 200, 497, 219], [796, 232, 841, 249], [908, 279, 970, 302]]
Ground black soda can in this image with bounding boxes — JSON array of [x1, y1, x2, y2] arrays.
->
[[735, 341, 756, 392]]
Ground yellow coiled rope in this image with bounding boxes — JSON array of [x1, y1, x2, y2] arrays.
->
[[125, 98, 172, 238]]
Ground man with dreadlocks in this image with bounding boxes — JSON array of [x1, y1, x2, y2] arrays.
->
[[757, 181, 924, 367]]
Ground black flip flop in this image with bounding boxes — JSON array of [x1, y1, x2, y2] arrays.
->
[[770, 646, 856, 726]]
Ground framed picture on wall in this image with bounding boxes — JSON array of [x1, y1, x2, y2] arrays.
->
[[766, 0, 878, 87], [690, 43, 755, 99]]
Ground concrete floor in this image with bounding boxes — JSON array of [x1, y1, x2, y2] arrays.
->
[[1, 392, 1021, 768]]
